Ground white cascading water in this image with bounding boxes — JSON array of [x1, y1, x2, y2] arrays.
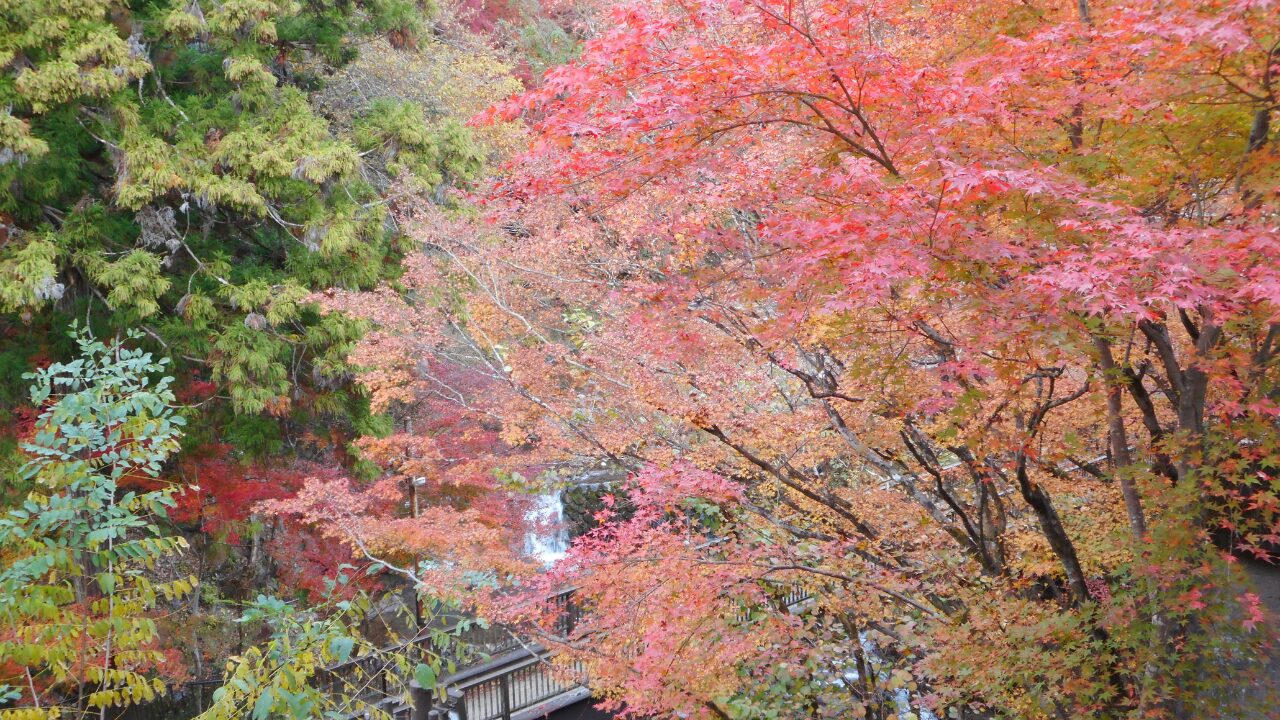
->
[[524, 489, 569, 566], [839, 631, 939, 720]]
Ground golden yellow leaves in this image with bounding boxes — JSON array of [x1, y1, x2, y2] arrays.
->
[[1008, 472, 1133, 578]]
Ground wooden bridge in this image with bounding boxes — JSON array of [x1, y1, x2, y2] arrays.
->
[[412, 646, 590, 720], [322, 587, 590, 720], [325, 583, 812, 720]]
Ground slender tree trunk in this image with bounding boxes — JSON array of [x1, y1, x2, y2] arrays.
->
[[1015, 460, 1091, 603], [1175, 316, 1221, 483], [1067, 0, 1091, 149], [1239, 106, 1271, 207], [1093, 335, 1149, 539]]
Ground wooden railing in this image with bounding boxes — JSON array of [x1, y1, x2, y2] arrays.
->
[[415, 582, 812, 720], [421, 646, 589, 720], [321, 587, 582, 717], [328, 582, 813, 719]]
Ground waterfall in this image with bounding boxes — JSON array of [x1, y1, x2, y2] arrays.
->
[[524, 489, 569, 566]]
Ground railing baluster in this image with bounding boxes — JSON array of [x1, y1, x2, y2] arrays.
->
[[514, 667, 523, 710], [501, 672, 511, 720]]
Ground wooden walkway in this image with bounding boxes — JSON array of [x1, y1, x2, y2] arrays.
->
[[420, 647, 590, 720], [327, 584, 812, 720], [324, 588, 588, 720]]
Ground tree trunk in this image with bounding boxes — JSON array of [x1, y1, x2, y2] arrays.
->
[[1093, 335, 1149, 539]]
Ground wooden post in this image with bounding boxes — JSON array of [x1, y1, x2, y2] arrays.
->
[[447, 688, 466, 720], [410, 679, 432, 720], [412, 682, 465, 720], [500, 673, 512, 720]]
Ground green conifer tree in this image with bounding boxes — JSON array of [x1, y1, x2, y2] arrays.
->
[[0, 0, 485, 455]]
